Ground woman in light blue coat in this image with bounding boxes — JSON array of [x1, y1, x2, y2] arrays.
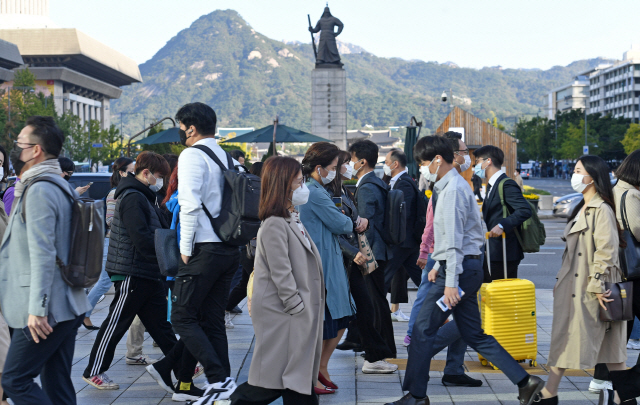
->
[[300, 142, 356, 394]]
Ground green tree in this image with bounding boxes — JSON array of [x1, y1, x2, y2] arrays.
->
[[486, 111, 506, 131], [59, 114, 88, 160], [558, 120, 598, 159], [12, 68, 36, 88], [622, 123, 640, 154]]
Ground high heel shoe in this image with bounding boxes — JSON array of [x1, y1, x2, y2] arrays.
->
[[314, 386, 335, 395], [83, 322, 100, 331], [318, 372, 338, 390]]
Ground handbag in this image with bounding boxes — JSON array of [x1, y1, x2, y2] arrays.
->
[[246, 239, 257, 260], [155, 228, 181, 277], [599, 277, 634, 322], [619, 190, 640, 280], [357, 233, 378, 275]]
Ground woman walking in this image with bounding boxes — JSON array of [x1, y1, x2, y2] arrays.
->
[[538, 155, 627, 405], [299, 143, 356, 394], [230, 156, 323, 405]]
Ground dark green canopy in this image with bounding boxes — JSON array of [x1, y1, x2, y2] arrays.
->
[[133, 127, 180, 145], [221, 124, 331, 144]]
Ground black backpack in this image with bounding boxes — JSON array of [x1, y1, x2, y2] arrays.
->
[[397, 176, 427, 243], [193, 145, 261, 246], [357, 176, 406, 246], [22, 176, 105, 288]]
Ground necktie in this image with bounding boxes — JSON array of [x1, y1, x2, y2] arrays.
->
[[486, 183, 492, 198]]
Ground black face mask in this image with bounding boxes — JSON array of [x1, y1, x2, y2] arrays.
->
[[179, 129, 188, 146], [63, 174, 71, 181], [10, 144, 34, 177]]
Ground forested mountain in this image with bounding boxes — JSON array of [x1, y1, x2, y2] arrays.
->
[[112, 9, 614, 135]]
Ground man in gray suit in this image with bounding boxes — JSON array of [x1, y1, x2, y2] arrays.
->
[[0, 116, 90, 404]]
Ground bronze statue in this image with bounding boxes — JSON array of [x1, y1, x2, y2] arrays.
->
[[308, 6, 344, 68]]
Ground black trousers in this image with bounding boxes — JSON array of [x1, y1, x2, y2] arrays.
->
[[227, 249, 255, 311], [3, 316, 83, 405], [83, 276, 179, 378], [384, 245, 423, 298], [230, 382, 318, 405], [171, 242, 239, 384], [390, 268, 409, 303], [474, 188, 483, 202], [364, 260, 397, 358], [611, 365, 640, 401], [483, 259, 520, 282]]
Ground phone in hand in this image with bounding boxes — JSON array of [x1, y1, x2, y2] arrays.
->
[[436, 287, 465, 311], [86, 182, 94, 186], [332, 197, 342, 208]]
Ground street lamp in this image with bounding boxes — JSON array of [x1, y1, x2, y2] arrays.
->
[[127, 116, 176, 157]]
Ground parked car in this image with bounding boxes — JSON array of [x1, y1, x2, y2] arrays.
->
[[521, 171, 530, 180], [553, 179, 617, 220]]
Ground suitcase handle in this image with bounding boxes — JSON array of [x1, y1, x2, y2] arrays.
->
[[485, 232, 507, 279]]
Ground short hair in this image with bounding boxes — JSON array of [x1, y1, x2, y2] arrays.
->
[[443, 131, 462, 140], [111, 157, 134, 188], [474, 145, 504, 168], [259, 156, 303, 221], [135, 151, 171, 177], [25, 116, 64, 157], [175, 102, 217, 136], [230, 150, 245, 160], [515, 168, 521, 174], [348, 140, 379, 169], [414, 136, 454, 164], [616, 149, 640, 187], [0, 145, 8, 181], [388, 148, 407, 168], [162, 153, 179, 173], [58, 157, 75, 173], [249, 162, 263, 177], [301, 142, 341, 177]]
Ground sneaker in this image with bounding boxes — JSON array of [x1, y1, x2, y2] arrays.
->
[[152, 340, 159, 347], [172, 380, 205, 402], [83, 373, 119, 390], [126, 354, 157, 365], [146, 363, 175, 394], [589, 378, 613, 393], [403, 335, 411, 347], [627, 339, 640, 350], [362, 360, 398, 374], [225, 312, 234, 329], [193, 363, 204, 379], [192, 377, 237, 404], [390, 310, 410, 322], [97, 294, 106, 304]]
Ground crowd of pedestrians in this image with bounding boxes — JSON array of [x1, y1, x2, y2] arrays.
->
[[0, 107, 638, 405]]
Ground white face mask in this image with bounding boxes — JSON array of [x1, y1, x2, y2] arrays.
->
[[571, 173, 592, 194], [458, 155, 471, 172], [341, 163, 353, 180], [0, 167, 4, 178], [420, 159, 440, 183], [291, 183, 310, 206], [149, 174, 163, 192], [383, 163, 392, 177], [319, 167, 336, 185], [349, 160, 362, 178]]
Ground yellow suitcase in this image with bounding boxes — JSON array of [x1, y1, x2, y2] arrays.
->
[[478, 232, 537, 369]]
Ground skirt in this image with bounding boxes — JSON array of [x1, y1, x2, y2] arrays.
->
[[323, 305, 351, 340]]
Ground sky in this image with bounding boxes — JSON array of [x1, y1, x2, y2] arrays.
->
[[49, 0, 640, 70]]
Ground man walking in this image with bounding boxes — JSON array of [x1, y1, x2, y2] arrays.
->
[[0, 116, 91, 404], [386, 136, 543, 405], [172, 102, 241, 403], [473, 146, 531, 282]]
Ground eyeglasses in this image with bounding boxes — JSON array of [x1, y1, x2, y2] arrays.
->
[[14, 140, 37, 148], [455, 149, 469, 156]]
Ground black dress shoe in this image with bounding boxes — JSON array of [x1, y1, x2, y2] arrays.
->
[[83, 322, 100, 331], [442, 373, 483, 387], [384, 392, 429, 405], [336, 341, 362, 351], [229, 306, 242, 314], [518, 376, 544, 405], [537, 395, 558, 405]]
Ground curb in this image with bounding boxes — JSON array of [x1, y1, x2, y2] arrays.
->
[[538, 215, 555, 220]]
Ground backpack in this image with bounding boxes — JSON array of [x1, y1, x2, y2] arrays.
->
[[193, 145, 262, 246], [357, 176, 406, 246], [22, 176, 105, 288], [497, 178, 546, 253], [396, 176, 427, 243]]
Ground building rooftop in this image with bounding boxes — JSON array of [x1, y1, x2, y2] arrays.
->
[[0, 29, 142, 87], [0, 38, 22, 70]]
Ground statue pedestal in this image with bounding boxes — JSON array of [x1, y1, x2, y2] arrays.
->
[[311, 68, 347, 149]]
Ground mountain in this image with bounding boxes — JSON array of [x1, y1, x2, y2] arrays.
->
[[112, 10, 615, 136]]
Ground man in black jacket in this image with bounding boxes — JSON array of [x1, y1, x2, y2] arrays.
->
[[474, 146, 532, 281]]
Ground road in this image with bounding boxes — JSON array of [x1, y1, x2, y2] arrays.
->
[[518, 217, 566, 289], [524, 176, 574, 197]]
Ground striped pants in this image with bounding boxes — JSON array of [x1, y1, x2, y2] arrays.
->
[[83, 276, 177, 378]]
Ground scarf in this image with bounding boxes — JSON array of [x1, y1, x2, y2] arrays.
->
[[14, 159, 62, 198]]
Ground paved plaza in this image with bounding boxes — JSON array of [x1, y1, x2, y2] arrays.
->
[[68, 287, 640, 405]]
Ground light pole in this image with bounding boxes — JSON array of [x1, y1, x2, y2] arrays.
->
[[127, 117, 176, 157]]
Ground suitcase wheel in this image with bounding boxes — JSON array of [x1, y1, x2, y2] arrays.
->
[[529, 360, 537, 367], [481, 359, 488, 367]]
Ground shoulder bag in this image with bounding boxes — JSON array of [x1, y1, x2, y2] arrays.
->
[[619, 190, 640, 280]]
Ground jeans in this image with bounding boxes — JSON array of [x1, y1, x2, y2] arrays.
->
[[631, 317, 640, 340], [85, 238, 112, 317], [407, 255, 436, 337], [2, 316, 83, 405], [403, 257, 528, 398]]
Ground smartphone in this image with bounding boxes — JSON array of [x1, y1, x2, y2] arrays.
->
[[332, 197, 342, 208], [87, 182, 94, 186], [436, 287, 465, 312]]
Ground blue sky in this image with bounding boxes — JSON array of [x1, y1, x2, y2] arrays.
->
[[51, 0, 640, 69]]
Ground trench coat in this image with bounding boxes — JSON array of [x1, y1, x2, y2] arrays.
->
[[248, 215, 325, 395], [547, 194, 627, 369]]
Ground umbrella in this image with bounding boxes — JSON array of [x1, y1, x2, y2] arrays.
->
[[220, 124, 331, 144], [133, 127, 180, 145], [404, 117, 422, 179]]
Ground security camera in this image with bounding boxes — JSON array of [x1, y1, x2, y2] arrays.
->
[[441, 91, 447, 102]]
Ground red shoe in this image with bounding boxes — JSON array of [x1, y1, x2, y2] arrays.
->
[[318, 372, 338, 389], [314, 386, 335, 395]]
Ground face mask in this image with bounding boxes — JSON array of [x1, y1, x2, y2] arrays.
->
[[319, 167, 336, 185], [342, 164, 353, 180], [383, 164, 392, 177], [349, 160, 362, 178], [291, 183, 310, 206], [474, 160, 488, 179], [63, 174, 71, 181], [149, 174, 164, 192], [0, 167, 5, 178], [420, 159, 439, 183], [457, 155, 471, 172], [179, 128, 191, 146], [571, 173, 593, 193], [10, 143, 34, 177]]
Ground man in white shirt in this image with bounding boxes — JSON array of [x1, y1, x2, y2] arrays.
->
[[170, 103, 241, 403]]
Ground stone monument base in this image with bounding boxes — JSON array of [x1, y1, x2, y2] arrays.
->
[[311, 68, 347, 149]]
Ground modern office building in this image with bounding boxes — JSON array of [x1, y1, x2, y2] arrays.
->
[[0, 38, 23, 83], [543, 71, 594, 120]]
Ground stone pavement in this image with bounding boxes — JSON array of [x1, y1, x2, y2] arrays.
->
[[70, 288, 640, 405]]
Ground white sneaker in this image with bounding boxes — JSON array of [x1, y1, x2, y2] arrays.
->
[[588, 378, 613, 393], [362, 360, 398, 374], [192, 377, 237, 404], [390, 310, 410, 322], [627, 339, 640, 350], [126, 354, 157, 365], [225, 312, 234, 329]]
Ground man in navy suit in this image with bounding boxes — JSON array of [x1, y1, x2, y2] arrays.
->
[[474, 146, 532, 282]]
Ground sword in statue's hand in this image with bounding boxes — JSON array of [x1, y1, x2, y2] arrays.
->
[[308, 14, 318, 59]]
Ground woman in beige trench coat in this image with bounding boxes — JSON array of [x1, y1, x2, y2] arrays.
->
[[230, 156, 324, 405], [538, 156, 627, 405]]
